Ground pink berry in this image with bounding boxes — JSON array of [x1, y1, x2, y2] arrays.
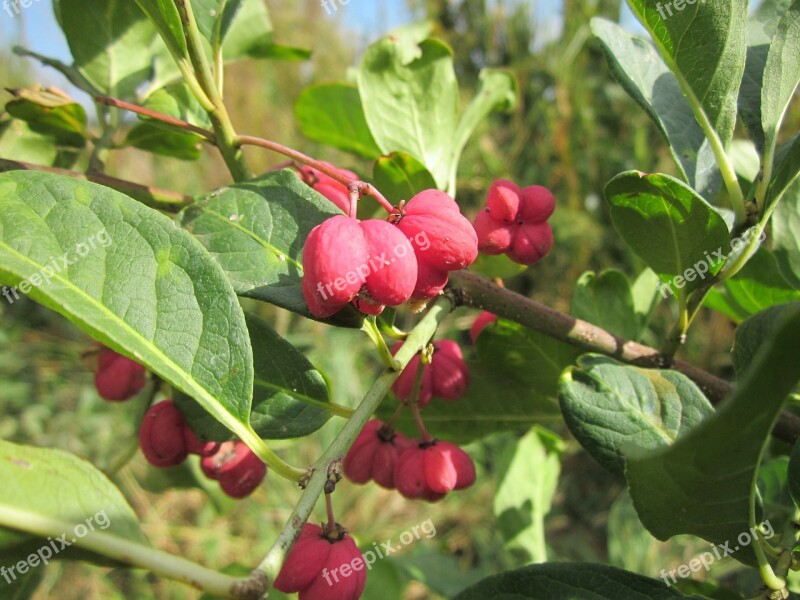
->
[[94, 346, 147, 401], [393, 190, 478, 299], [394, 440, 476, 501], [274, 523, 366, 600], [343, 420, 414, 489], [139, 400, 189, 468], [301, 216, 417, 317], [473, 180, 557, 266], [392, 340, 469, 407]]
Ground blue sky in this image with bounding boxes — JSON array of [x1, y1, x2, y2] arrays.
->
[[0, 1, 639, 93]]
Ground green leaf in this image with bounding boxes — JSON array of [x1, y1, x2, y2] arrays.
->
[[591, 18, 720, 199], [447, 68, 517, 191], [559, 355, 714, 476], [0, 439, 149, 562], [729, 139, 761, 183], [371, 152, 437, 204], [626, 305, 800, 563], [0, 171, 255, 444], [605, 172, 730, 297], [54, 0, 158, 99], [570, 270, 639, 340], [294, 84, 381, 159], [631, 268, 661, 334], [732, 301, 800, 378], [766, 132, 800, 209], [493, 428, 562, 563], [454, 563, 701, 600], [627, 0, 747, 151], [722, 249, 800, 318], [760, 1, 800, 164], [134, 0, 188, 60], [175, 314, 332, 441], [739, 0, 794, 154], [773, 177, 800, 288], [5, 88, 88, 147], [177, 169, 361, 327], [358, 37, 458, 190], [141, 81, 213, 129], [125, 122, 203, 160]]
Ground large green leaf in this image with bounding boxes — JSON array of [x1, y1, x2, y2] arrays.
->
[[559, 355, 714, 476], [605, 172, 731, 296], [766, 132, 800, 208], [570, 270, 639, 340], [0, 118, 60, 167], [141, 81, 213, 129], [760, 1, 800, 166], [177, 169, 361, 326], [773, 177, 800, 288], [54, 0, 158, 99], [627, 0, 747, 151], [493, 428, 562, 563], [358, 37, 458, 190], [371, 152, 437, 204], [591, 18, 720, 199], [175, 314, 333, 441], [732, 301, 800, 378], [294, 84, 381, 159], [626, 305, 800, 563], [0, 171, 255, 443], [739, 0, 794, 154], [454, 563, 702, 599], [0, 439, 148, 563]]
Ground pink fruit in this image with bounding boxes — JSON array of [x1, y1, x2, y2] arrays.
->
[[94, 346, 147, 401], [470, 311, 498, 344], [393, 190, 478, 299], [139, 400, 189, 468], [394, 441, 476, 502], [343, 420, 414, 489], [474, 180, 556, 265], [274, 523, 366, 600], [392, 340, 469, 407], [302, 216, 417, 317]]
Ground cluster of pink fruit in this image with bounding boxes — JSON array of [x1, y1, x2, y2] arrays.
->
[[299, 165, 479, 317], [94, 346, 265, 498]]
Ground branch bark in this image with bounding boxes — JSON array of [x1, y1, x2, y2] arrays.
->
[[448, 270, 800, 445]]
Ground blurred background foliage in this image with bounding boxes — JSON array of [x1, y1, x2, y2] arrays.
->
[[1, 0, 797, 598]]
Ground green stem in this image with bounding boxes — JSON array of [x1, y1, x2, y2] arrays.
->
[[362, 317, 402, 370], [249, 297, 454, 590], [0, 506, 243, 598], [238, 425, 306, 481], [176, 0, 252, 182]]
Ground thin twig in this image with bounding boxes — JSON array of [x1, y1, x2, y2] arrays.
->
[[238, 135, 395, 213], [94, 96, 216, 141]]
